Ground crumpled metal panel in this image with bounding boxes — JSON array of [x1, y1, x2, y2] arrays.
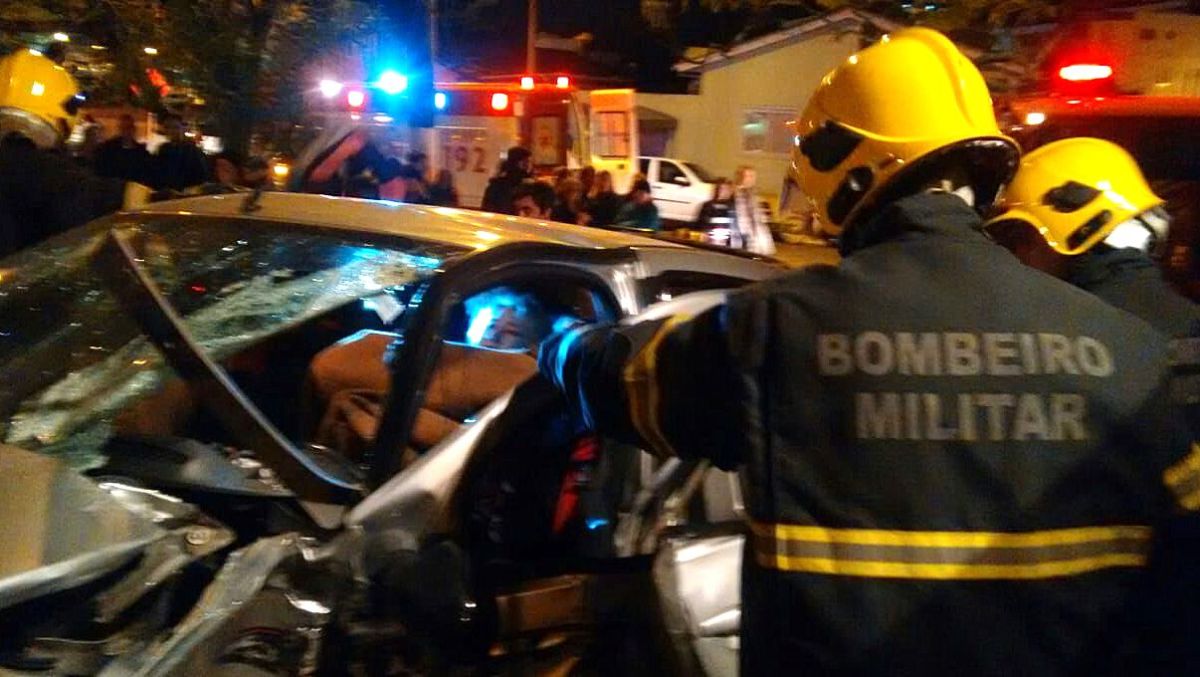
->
[[104, 534, 334, 676], [345, 391, 514, 573], [0, 445, 167, 612], [653, 534, 743, 677], [93, 482, 235, 624]]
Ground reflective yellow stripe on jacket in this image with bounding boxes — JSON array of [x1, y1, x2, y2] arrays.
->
[[1164, 443, 1200, 511], [623, 315, 690, 459], [751, 521, 1152, 580]]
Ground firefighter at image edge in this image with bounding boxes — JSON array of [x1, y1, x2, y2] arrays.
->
[[0, 49, 150, 258], [986, 137, 1200, 341], [986, 137, 1200, 439], [539, 27, 1200, 676]]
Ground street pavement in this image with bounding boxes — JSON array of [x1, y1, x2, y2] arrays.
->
[[774, 241, 840, 269]]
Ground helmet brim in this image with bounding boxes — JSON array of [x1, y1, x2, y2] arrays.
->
[[0, 107, 60, 149], [839, 137, 1020, 254]]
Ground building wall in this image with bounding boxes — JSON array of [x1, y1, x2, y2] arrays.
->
[[640, 29, 861, 199], [1085, 12, 1200, 96]]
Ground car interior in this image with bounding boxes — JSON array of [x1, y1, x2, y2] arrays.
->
[[84, 231, 751, 672]]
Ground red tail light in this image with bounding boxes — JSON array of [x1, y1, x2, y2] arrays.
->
[[1058, 63, 1113, 82]]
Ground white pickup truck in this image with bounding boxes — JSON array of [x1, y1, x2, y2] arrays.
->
[[639, 156, 718, 223]]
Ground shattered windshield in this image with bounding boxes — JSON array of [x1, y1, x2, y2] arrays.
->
[[0, 215, 463, 467]]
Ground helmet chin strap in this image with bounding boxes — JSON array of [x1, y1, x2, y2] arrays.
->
[[923, 179, 977, 208], [1103, 208, 1170, 259]]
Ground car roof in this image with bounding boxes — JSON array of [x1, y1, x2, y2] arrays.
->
[[131, 192, 686, 252]]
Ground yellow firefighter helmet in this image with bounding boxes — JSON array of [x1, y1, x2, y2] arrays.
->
[[987, 137, 1167, 256], [791, 28, 1019, 237], [0, 49, 82, 148]]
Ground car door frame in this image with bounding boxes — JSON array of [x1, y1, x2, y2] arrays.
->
[[649, 158, 696, 223], [353, 245, 779, 670], [367, 241, 642, 488]]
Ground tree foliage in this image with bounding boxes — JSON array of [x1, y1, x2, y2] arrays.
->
[[101, 0, 376, 153], [3, 0, 377, 153]]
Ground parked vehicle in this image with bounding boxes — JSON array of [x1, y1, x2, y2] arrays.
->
[[0, 192, 782, 675], [301, 81, 641, 206], [638, 157, 718, 223]]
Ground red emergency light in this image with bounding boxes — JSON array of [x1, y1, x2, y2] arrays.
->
[[1058, 63, 1113, 82], [556, 76, 570, 89], [346, 89, 366, 109], [520, 76, 535, 90], [491, 92, 510, 111]]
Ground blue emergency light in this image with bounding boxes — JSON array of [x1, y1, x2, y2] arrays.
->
[[377, 70, 409, 95]]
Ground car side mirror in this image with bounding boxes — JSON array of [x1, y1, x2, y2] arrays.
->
[[672, 176, 691, 186]]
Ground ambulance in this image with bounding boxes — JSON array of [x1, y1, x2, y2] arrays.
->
[[292, 75, 640, 208]]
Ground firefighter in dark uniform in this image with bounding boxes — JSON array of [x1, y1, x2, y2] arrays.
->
[[0, 49, 148, 258], [539, 28, 1199, 675], [986, 137, 1199, 339]]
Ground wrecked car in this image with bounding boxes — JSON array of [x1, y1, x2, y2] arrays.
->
[[0, 193, 782, 675]]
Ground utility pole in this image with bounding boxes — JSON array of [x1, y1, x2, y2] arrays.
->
[[526, 0, 537, 73], [427, 0, 438, 67]]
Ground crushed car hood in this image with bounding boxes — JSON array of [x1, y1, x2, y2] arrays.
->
[[0, 444, 168, 611]]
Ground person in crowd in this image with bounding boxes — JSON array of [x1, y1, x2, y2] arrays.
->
[[211, 150, 243, 188], [511, 179, 556, 220], [72, 114, 104, 166], [696, 177, 736, 245], [551, 177, 586, 225], [154, 113, 209, 191], [583, 170, 622, 227], [299, 128, 403, 200], [398, 164, 431, 204], [732, 164, 776, 255], [403, 150, 431, 198], [537, 27, 1198, 675], [482, 146, 533, 214], [240, 156, 270, 190], [406, 150, 429, 179], [615, 179, 661, 231], [0, 49, 147, 258], [94, 113, 151, 184], [579, 165, 596, 197], [428, 169, 459, 207]]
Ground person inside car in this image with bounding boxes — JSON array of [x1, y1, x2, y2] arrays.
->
[[307, 288, 556, 458]]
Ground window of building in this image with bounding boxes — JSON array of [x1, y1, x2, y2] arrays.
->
[[593, 111, 631, 158], [742, 108, 796, 155]]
